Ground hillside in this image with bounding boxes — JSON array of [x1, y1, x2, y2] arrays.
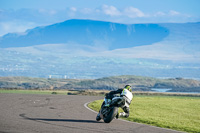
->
[[0, 19, 199, 79], [0, 75, 200, 92], [0, 19, 169, 50]]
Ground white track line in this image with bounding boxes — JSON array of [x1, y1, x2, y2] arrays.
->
[[84, 102, 98, 114]]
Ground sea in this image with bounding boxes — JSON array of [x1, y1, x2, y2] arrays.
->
[[150, 88, 200, 94]]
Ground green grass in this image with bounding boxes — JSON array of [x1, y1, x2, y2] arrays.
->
[[0, 89, 68, 95], [0, 89, 108, 96], [88, 96, 200, 133]]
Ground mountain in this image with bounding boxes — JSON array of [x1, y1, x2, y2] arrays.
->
[[108, 22, 200, 62], [0, 19, 200, 79], [0, 19, 169, 50]]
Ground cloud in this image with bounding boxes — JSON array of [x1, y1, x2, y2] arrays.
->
[[123, 7, 145, 18], [154, 10, 181, 17], [101, 5, 146, 19], [80, 8, 93, 14], [67, 7, 77, 17], [169, 10, 180, 16], [154, 11, 166, 17], [0, 21, 36, 36], [70, 7, 77, 12], [38, 9, 57, 15], [102, 5, 121, 16]]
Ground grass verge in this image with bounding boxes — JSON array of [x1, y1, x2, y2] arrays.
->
[[0, 89, 109, 96], [88, 95, 200, 133], [0, 89, 68, 95]]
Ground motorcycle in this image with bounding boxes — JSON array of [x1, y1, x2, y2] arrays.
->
[[96, 96, 126, 123]]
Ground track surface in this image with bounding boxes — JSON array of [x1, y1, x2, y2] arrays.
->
[[0, 94, 184, 133]]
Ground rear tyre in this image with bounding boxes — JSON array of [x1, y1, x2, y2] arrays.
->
[[103, 107, 118, 123]]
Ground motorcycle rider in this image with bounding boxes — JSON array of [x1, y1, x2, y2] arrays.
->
[[96, 85, 133, 121]]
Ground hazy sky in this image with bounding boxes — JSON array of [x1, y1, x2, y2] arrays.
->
[[0, 0, 200, 36]]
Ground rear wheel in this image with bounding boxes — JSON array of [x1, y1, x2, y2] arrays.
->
[[103, 107, 118, 123]]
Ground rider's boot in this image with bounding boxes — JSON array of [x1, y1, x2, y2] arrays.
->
[[116, 112, 125, 119], [116, 112, 119, 119], [119, 112, 126, 117], [96, 112, 101, 121]]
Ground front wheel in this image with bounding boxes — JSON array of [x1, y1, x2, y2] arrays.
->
[[103, 107, 118, 123]]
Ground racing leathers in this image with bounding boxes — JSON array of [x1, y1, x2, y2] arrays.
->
[[104, 88, 133, 118]]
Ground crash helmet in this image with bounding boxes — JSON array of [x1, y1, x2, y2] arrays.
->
[[124, 85, 132, 92]]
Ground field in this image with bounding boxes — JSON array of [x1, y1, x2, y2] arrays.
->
[[88, 95, 200, 133]]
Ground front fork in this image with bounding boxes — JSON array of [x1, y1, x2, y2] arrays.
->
[[100, 106, 111, 119]]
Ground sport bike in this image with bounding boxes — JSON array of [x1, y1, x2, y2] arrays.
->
[[96, 96, 126, 123]]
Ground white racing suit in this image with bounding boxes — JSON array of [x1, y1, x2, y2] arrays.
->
[[104, 88, 133, 118]]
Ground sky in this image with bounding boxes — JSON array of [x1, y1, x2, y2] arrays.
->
[[0, 0, 200, 36]]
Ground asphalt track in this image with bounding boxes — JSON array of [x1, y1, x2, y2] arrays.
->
[[0, 93, 184, 133]]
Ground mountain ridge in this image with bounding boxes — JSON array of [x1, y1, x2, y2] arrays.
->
[[0, 19, 170, 49], [0, 19, 200, 79]]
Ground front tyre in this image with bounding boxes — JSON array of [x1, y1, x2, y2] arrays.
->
[[103, 107, 118, 123]]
